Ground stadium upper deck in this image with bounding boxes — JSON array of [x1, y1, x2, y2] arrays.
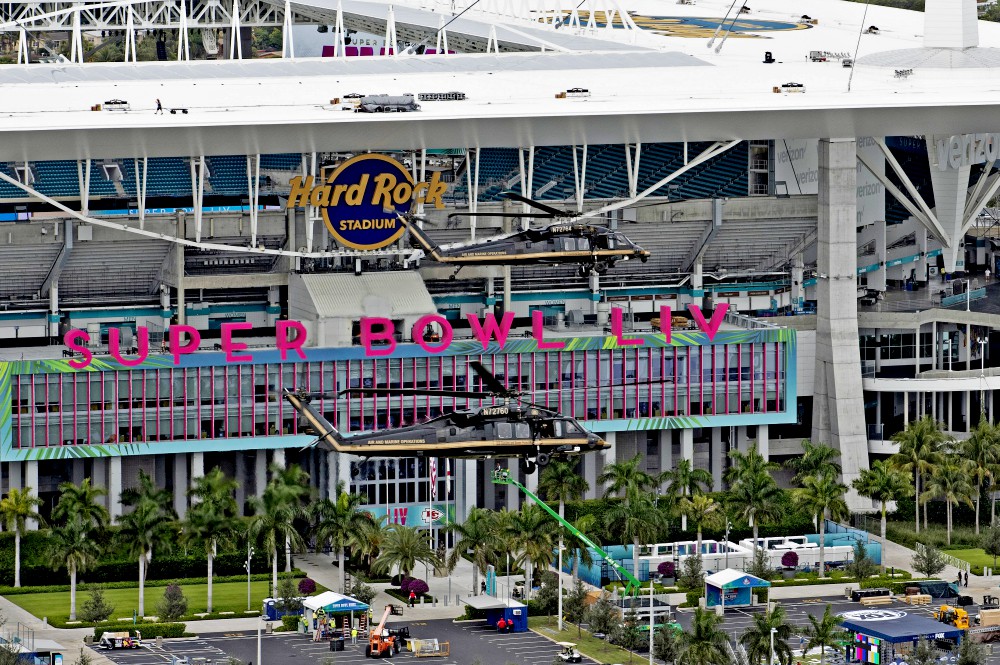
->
[[1, 0, 999, 160]]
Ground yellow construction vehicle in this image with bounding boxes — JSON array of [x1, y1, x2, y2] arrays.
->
[[935, 605, 970, 630], [366, 604, 402, 658]]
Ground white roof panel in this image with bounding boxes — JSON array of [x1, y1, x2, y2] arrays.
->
[[296, 272, 437, 319]]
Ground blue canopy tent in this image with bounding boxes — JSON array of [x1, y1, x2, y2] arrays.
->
[[840, 610, 964, 663], [460, 596, 528, 632], [302, 592, 370, 636], [704, 569, 771, 609]]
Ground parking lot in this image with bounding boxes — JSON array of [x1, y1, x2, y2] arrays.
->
[[90, 619, 572, 665]]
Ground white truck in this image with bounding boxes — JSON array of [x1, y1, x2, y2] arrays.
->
[[99, 631, 142, 650]]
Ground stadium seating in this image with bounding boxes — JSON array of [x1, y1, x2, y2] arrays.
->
[[0, 244, 62, 300], [58, 240, 171, 298]]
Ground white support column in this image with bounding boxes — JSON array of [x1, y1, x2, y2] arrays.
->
[[334, 0, 346, 58], [49, 282, 59, 338], [71, 6, 83, 63], [680, 429, 693, 464], [710, 428, 724, 491], [78, 159, 91, 217], [658, 429, 673, 481], [384, 5, 398, 54], [229, 0, 244, 59], [24, 462, 38, 531], [91, 458, 107, 512], [178, 0, 191, 61], [109, 456, 123, 521], [192, 156, 206, 243], [572, 145, 588, 213], [600, 431, 617, 489], [272, 448, 286, 470], [173, 453, 188, 519], [506, 459, 519, 511], [458, 459, 476, 522], [812, 138, 869, 508], [136, 158, 148, 229], [691, 259, 704, 309], [255, 449, 268, 496], [72, 459, 85, 486], [757, 424, 769, 461], [791, 254, 805, 310], [8, 462, 22, 492], [282, 0, 295, 58], [247, 154, 260, 246], [17, 28, 28, 64], [325, 451, 337, 500], [191, 452, 205, 482], [624, 143, 641, 200], [124, 7, 137, 62], [924, 0, 978, 48]]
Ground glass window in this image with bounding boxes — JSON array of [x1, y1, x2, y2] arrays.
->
[[496, 422, 513, 439]]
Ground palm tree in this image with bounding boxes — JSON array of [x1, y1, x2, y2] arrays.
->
[[565, 513, 600, 583], [603, 492, 663, 585], [725, 442, 781, 556], [52, 478, 109, 532], [446, 507, 503, 595], [793, 473, 849, 579], [268, 464, 311, 572], [922, 458, 975, 545], [891, 415, 949, 533], [663, 459, 713, 532], [248, 472, 308, 598], [511, 504, 558, 590], [599, 454, 657, 504], [372, 524, 440, 579], [679, 494, 722, 558], [0, 488, 44, 587], [311, 482, 376, 593], [185, 467, 238, 613], [739, 604, 793, 665], [784, 440, 842, 484], [960, 417, 1000, 534], [49, 516, 102, 621], [679, 606, 729, 665], [116, 472, 177, 617], [801, 605, 846, 665], [852, 460, 914, 572], [538, 459, 589, 628]]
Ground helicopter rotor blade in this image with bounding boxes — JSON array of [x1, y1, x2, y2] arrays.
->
[[447, 212, 556, 219], [501, 191, 575, 218], [340, 387, 493, 400], [468, 361, 511, 396]]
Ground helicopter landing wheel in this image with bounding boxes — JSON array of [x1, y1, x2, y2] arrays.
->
[[536, 452, 551, 467], [520, 458, 537, 475]]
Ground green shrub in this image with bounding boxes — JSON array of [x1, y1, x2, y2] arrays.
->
[[79, 585, 114, 623], [280, 615, 300, 632], [93, 623, 189, 640], [683, 590, 702, 607], [156, 584, 188, 622], [0, 572, 295, 595]]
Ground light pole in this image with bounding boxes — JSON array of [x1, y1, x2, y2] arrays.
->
[[246, 544, 255, 612], [724, 520, 732, 570], [648, 577, 654, 665], [770, 627, 777, 665], [257, 617, 263, 665], [557, 537, 564, 633]]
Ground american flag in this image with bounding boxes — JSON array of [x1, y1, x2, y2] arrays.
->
[[446, 459, 452, 500], [430, 458, 437, 500]]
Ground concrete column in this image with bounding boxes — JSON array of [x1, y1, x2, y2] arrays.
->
[[583, 449, 598, 500], [235, 453, 247, 515], [658, 429, 672, 485], [191, 452, 205, 481], [173, 453, 188, 519], [267, 286, 281, 327], [48, 282, 59, 338], [8, 462, 22, 492], [691, 259, 704, 309], [810, 138, 869, 507], [506, 459, 518, 511], [927, 135, 972, 272], [458, 459, 477, 521], [757, 424, 769, 461], [680, 429, 693, 463], [903, 392, 909, 426], [24, 462, 38, 531], [932, 321, 938, 370], [272, 448, 286, 470], [255, 450, 268, 496], [325, 452, 337, 500], [736, 426, 749, 453], [923, 0, 978, 49], [108, 456, 123, 521], [791, 254, 804, 311], [589, 272, 601, 315], [525, 463, 538, 495], [710, 428, 723, 491], [600, 432, 618, 492], [91, 458, 108, 512], [71, 459, 85, 486]]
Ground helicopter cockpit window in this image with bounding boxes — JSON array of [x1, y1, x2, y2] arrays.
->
[[553, 420, 564, 437], [496, 422, 513, 439], [514, 423, 531, 439], [615, 233, 629, 245], [563, 419, 584, 434]]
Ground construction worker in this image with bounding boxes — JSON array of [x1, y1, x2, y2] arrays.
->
[[497, 618, 506, 633], [351, 627, 358, 645]]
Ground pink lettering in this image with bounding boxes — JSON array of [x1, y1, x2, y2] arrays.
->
[[412, 314, 453, 354], [361, 317, 396, 357], [611, 307, 643, 346], [658, 306, 672, 343], [276, 320, 308, 361], [109, 327, 150, 367], [687, 303, 729, 341], [221, 322, 254, 362], [63, 329, 93, 370], [531, 311, 565, 351], [169, 325, 201, 365], [466, 312, 515, 351]]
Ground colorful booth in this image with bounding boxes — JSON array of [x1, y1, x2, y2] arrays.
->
[[704, 569, 771, 609], [839, 609, 964, 662], [301, 591, 369, 638]]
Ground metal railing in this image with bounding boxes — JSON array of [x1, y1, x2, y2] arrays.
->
[[724, 310, 779, 330], [916, 542, 969, 574]]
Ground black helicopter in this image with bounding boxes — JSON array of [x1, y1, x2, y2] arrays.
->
[[284, 361, 608, 474], [399, 192, 650, 278]]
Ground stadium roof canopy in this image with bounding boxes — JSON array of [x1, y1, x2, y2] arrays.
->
[[2, 0, 1000, 160]]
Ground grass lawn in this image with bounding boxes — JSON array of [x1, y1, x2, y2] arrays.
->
[[8, 580, 321, 627], [528, 616, 636, 664], [942, 548, 1000, 574]]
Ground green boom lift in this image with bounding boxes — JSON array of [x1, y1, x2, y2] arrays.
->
[[491, 469, 643, 596]]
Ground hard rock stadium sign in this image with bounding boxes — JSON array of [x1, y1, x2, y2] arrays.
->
[[285, 154, 448, 250]]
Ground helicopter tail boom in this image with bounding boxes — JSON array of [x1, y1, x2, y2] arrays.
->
[[284, 390, 347, 452], [395, 214, 445, 261]]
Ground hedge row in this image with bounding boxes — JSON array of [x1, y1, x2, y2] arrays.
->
[[13, 550, 291, 588], [93, 623, 190, 640], [0, 572, 293, 596]]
